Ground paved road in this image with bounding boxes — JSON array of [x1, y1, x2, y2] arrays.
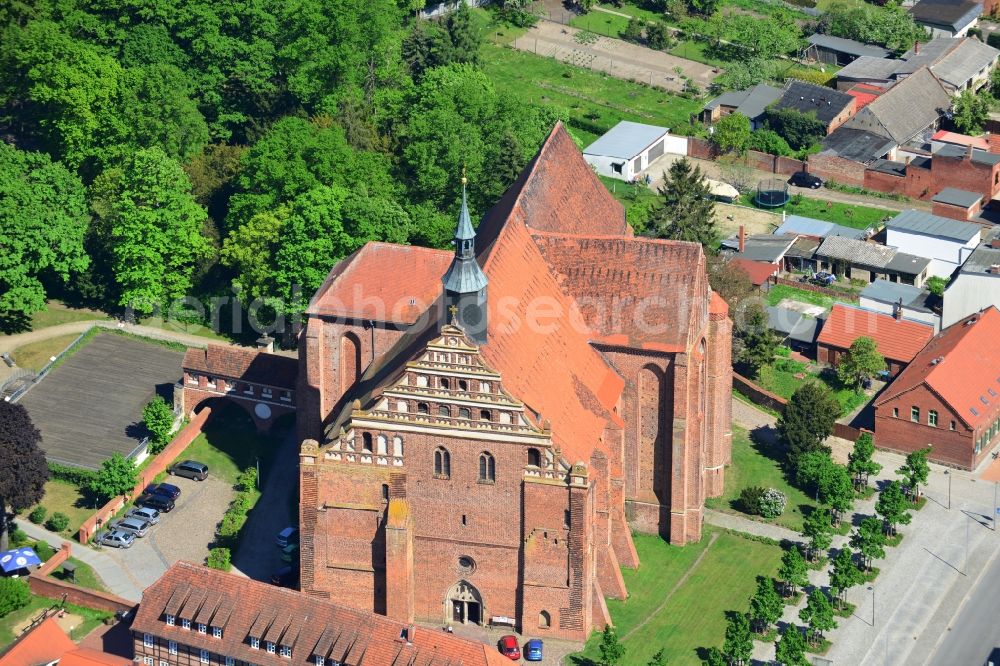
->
[[928, 545, 1000, 666]]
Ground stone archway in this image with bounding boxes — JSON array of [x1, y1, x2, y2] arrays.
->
[[444, 580, 483, 626]]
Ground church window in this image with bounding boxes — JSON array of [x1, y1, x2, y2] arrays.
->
[[527, 448, 542, 467], [458, 556, 475, 573], [362, 432, 373, 453], [441, 378, 450, 390], [393, 436, 404, 457], [499, 412, 512, 425], [439, 405, 451, 417], [564, 510, 571, 528], [459, 380, 469, 391], [418, 403, 429, 415], [417, 375, 428, 387], [539, 611, 551, 628], [480, 382, 490, 393], [382, 484, 389, 501], [459, 407, 471, 420], [377, 435, 388, 455], [480, 409, 491, 422], [479, 453, 496, 483], [462, 514, 467, 526], [434, 448, 451, 478]]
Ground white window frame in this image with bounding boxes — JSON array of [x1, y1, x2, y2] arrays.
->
[[226, 658, 235, 666], [143, 658, 153, 666], [143, 634, 154, 648], [261, 387, 273, 399], [169, 640, 177, 655], [212, 626, 222, 638], [266, 641, 276, 654], [250, 636, 260, 649], [198, 623, 207, 634], [280, 645, 292, 658], [200, 648, 210, 663], [166, 614, 175, 626], [160, 661, 169, 666], [182, 618, 191, 630], [315, 656, 325, 666]]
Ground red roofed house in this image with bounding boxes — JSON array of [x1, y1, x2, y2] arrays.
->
[[0, 615, 76, 666], [131, 561, 511, 666], [817, 304, 935, 377], [730, 257, 780, 287], [295, 123, 733, 641], [874, 307, 1000, 469]]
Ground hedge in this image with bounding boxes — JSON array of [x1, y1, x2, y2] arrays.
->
[[214, 468, 259, 550], [48, 462, 99, 487]]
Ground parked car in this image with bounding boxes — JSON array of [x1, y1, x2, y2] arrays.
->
[[524, 639, 543, 662], [789, 171, 823, 189], [270, 564, 300, 588], [812, 271, 836, 286], [169, 460, 209, 481], [127, 506, 160, 525], [144, 483, 181, 500], [98, 529, 135, 549], [113, 517, 150, 538], [498, 635, 520, 661], [280, 543, 299, 563], [137, 493, 175, 513], [276, 527, 299, 549]]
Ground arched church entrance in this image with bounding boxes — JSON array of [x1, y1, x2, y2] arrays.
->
[[445, 580, 483, 626]]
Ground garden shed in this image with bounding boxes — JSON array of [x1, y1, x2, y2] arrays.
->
[[583, 121, 683, 181]]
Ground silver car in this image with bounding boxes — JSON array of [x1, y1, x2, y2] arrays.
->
[[114, 517, 151, 538], [98, 529, 135, 548], [127, 506, 160, 525]]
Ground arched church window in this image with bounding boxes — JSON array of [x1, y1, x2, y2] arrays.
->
[[434, 447, 451, 479], [417, 403, 429, 415], [499, 412, 512, 425], [393, 436, 404, 457], [441, 378, 450, 390], [362, 432, 373, 453], [478, 453, 495, 483], [381, 484, 389, 502], [527, 448, 541, 467], [416, 375, 428, 388], [439, 405, 451, 417], [539, 611, 551, 628], [459, 379, 468, 391], [480, 381, 490, 393], [479, 409, 491, 422], [376, 435, 387, 456], [459, 407, 471, 420]]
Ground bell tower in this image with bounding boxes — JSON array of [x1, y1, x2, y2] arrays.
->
[[441, 175, 488, 344]]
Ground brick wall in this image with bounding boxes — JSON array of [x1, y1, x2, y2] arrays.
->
[[746, 150, 776, 173], [28, 566, 134, 615], [808, 153, 866, 186], [77, 407, 213, 543], [688, 137, 716, 160], [932, 200, 980, 221], [776, 156, 808, 175], [931, 153, 1000, 203], [732, 372, 787, 414]]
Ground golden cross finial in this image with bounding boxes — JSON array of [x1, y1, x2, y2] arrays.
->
[[448, 304, 459, 322], [461, 165, 467, 186]]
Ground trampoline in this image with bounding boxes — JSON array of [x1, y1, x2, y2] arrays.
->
[[755, 178, 790, 208]]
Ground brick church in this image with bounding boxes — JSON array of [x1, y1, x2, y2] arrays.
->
[[295, 123, 733, 641]]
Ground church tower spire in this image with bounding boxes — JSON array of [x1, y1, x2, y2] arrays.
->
[[441, 173, 488, 344]]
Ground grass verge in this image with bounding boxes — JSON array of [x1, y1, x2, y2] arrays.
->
[[8, 334, 84, 373], [0, 596, 112, 649], [20, 480, 99, 538], [29, 302, 109, 330], [765, 284, 836, 309], [177, 403, 284, 487]]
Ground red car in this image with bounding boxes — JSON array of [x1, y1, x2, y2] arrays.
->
[[498, 635, 520, 660]]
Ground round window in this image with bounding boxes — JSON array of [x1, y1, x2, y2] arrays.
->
[[458, 556, 476, 574]]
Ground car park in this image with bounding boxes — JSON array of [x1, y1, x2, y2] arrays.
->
[[276, 527, 299, 548], [113, 517, 151, 538], [137, 493, 175, 513], [168, 460, 209, 481], [498, 635, 520, 660], [788, 171, 823, 189], [524, 639, 543, 662], [270, 564, 300, 588], [144, 483, 181, 500], [127, 506, 160, 525], [98, 529, 135, 549]]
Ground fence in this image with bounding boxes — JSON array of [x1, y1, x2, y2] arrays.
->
[[77, 406, 213, 543], [7, 328, 94, 404]]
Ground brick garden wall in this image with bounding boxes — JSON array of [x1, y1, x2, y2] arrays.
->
[[28, 543, 135, 614], [808, 153, 866, 186], [688, 137, 716, 160], [733, 372, 787, 413], [77, 407, 213, 543]]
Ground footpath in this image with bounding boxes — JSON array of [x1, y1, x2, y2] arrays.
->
[[729, 397, 1000, 665]]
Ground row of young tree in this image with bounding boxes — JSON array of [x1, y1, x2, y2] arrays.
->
[[0, 1, 570, 332]]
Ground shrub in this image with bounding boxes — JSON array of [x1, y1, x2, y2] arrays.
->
[[33, 540, 56, 562], [206, 547, 231, 571], [48, 462, 98, 487], [739, 485, 767, 514], [758, 488, 787, 518], [0, 578, 30, 618], [46, 512, 70, 533], [28, 506, 47, 525], [9, 526, 28, 548], [237, 467, 258, 493]]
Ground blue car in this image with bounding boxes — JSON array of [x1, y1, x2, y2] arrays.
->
[[524, 639, 543, 662]]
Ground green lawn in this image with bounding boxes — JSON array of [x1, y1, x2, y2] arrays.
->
[[765, 284, 836, 309], [481, 43, 701, 146], [570, 528, 784, 665], [705, 426, 820, 532], [755, 356, 870, 416], [570, 10, 631, 38], [29, 302, 108, 330], [0, 595, 112, 649], [48, 557, 109, 593], [772, 195, 893, 230], [176, 403, 285, 486], [668, 38, 730, 68], [21, 480, 100, 538], [9, 334, 84, 372]]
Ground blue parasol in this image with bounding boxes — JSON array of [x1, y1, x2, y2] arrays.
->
[[0, 547, 43, 573]]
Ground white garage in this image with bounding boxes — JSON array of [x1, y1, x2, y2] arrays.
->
[[583, 121, 686, 181]]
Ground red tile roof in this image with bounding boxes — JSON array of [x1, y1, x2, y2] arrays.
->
[[817, 304, 934, 363], [932, 130, 990, 150], [183, 346, 298, 389], [308, 243, 453, 324], [0, 616, 76, 666], [846, 83, 884, 110], [132, 562, 510, 666], [530, 231, 708, 351], [729, 258, 779, 287], [875, 307, 1000, 429], [59, 648, 133, 665]]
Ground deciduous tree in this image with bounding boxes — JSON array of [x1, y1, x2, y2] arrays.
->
[[836, 336, 885, 389], [88, 453, 138, 503], [722, 612, 753, 665], [829, 547, 863, 608], [0, 403, 48, 552], [778, 382, 840, 463], [598, 625, 625, 666], [850, 516, 886, 570], [711, 112, 751, 154], [733, 302, 779, 378], [778, 545, 809, 597], [848, 432, 881, 491], [774, 624, 809, 666], [143, 397, 176, 452], [749, 576, 783, 633], [763, 107, 826, 151], [875, 480, 911, 536], [897, 447, 931, 500], [952, 88, 993, 134], [647, 158, 717, 248], [798, 588, 836, 644], [802, 507, 834, 561]]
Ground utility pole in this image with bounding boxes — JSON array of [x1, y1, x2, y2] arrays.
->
[[964, 514, 970, 575], [945, 469, 951, 510]]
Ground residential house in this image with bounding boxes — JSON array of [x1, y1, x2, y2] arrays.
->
[[859, 279, 940, 331], [931, 187, 984, 220], [931, 130, 990, 152], [582, 121, 685, 181], [770, 80, 857, 134], [730, 257, 780, 287], [767, 305, 824, 353], [844, 83, 886, 110], [719, 230, 797, 267], [0, 616, 128, 666], [132, 561, 513, 666], [874, 307, 1000, 469], [910, 0, 982, 38], [929, 144, 1000, 204], [942, 228, 1000, 327], [783, 236, 822, 273], [884, 209, 981, 278], [804, 34, 892, 66], [817, 303, 935, 377], [835, 56, 901, 91], [815, 235, 930, 286], [701, 83, 783, 129]]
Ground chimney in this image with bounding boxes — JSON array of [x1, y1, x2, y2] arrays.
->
[[967, 144, 974, 160], [255, 334, 274, 353], [738, 225, 746, 253], [915, 40, 920, 54], [990, 264, 1000, 274], [991, 238, 1000, 249], [893, 298, 903, 320], [989, 132, 1000, 154]]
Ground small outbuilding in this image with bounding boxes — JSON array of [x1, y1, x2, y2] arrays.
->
[[805, 34, 892, 67], [583, 121, 684, 181]]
